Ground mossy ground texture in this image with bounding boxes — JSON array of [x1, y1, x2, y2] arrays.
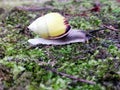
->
[[0, 0, 120, 90]]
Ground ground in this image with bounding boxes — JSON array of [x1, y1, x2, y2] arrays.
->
[[0, 0, 120, 90]]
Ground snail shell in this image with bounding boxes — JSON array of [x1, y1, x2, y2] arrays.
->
[[28, 12, 71, 39]]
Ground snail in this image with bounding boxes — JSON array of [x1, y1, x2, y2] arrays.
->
[[28, 12, 71, 39]]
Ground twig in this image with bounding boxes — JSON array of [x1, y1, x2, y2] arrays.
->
[[89, 25, 119, 34], [88, 27, 106, 33], [41, 66, 96, 85], [85, 27, 106, 39], [15, 6, 59, 12], [87, 25, 119, 38], [103, 25, 119, 31]]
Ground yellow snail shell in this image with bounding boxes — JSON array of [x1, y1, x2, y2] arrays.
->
[[28, 12, 71, 39]]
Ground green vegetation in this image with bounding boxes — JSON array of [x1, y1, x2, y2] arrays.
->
[[0, 0, 120, 90]]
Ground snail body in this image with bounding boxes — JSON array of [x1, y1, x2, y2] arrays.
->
[[28, 12, 71, 39]]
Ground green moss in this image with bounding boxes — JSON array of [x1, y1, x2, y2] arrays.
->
[[0, 0, 120, 90]]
